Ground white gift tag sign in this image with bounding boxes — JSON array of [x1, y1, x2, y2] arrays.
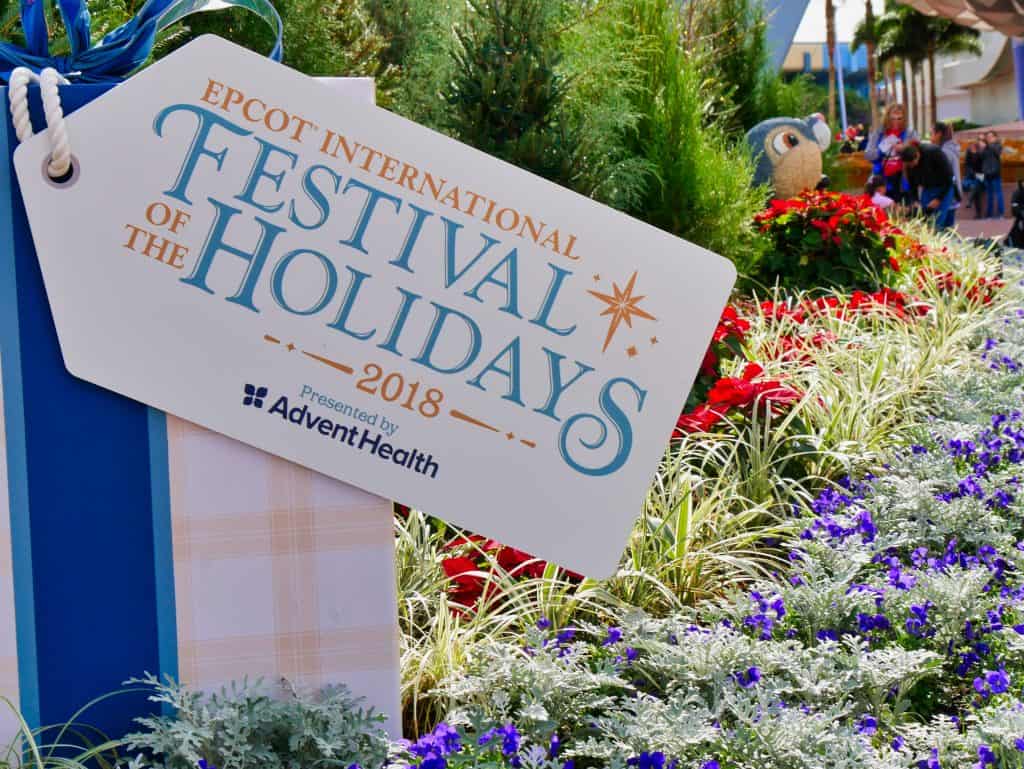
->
[[15, 35, 735, 577]]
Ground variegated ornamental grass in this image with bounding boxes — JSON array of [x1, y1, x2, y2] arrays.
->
[[393, 225, 1016, 719], [398, 243, 1024, 767]]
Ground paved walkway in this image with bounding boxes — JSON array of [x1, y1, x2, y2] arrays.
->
[[953, 215, 1013, 241]]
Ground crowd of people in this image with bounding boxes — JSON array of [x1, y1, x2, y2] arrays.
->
[[965, 133, 1006, 219], [854, 103, 1008, 231], [838, 123, 869, 153]]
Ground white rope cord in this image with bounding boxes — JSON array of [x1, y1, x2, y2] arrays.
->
[[8, 68, 34, 144], [8, 66, 73, 179]]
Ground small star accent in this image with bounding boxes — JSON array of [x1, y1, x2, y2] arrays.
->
[[506, 432, 516, 440], [286, 343, 296, 352], [626, 345, 638, 358], [592, 273, 601, 282], [650, 336, 659, 345], [588, 271, 658, 353]]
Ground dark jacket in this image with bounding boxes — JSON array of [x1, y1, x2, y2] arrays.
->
[[966, 147, 984, 176], [982, 141, 1002, 177], [907, 144, 954, 193]]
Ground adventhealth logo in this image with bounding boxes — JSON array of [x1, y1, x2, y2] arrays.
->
[[243, 383, 268, 408], [240, 384, 439, 479]]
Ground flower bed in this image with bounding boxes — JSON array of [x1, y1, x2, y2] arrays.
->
[[754, 191, 901, 290], [386, 218, 1009, 735], [398, 262, 1024, 769], [6, 223, 1019, 769]]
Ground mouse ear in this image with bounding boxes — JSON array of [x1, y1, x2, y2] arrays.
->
[[808, 115, 831, 150]]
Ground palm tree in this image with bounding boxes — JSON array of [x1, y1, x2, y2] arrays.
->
[[884, 57, 898, 106], [825, 0, 838, 128], [851, 1, 880, 128], [875, 3, 928, 131], [864, 0, 879, 130], [925, 18, 981, 126], [872, 5, 981, 130]]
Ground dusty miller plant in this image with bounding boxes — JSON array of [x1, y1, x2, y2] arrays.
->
[[124, 674, 388, 769]]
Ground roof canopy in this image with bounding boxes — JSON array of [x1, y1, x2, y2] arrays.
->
[[899, 0, 1024, 35]]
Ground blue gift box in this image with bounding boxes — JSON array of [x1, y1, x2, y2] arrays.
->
[[0, 81, 174, 737]]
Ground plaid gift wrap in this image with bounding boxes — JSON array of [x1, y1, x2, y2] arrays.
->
[[0, 76, 400, 745], [166, 415, 400, 717]]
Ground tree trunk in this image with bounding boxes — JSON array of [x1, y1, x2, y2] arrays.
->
[[887, 61, 897, 106], [918, 63, 927, 133], [921, 66, 929, 134], [912, 63, 920, 131], [928, 47, 938, 128], [917, 64, 926, 132], [900, 60, 908, 114], [825, 0, 837, 129], [866, 0, 879, 130], [909, 60, 917, 126], [911, 62, 919, 129]]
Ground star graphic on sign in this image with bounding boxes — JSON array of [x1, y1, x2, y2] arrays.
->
[[650, 336, 659, 345], [626, 345, 638, 358], [588, 271, 657, 353]]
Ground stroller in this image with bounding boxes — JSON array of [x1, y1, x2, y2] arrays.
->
[[1007, 180, 1024, 248]]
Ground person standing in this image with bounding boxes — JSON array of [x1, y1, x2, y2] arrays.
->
[[964, 139, 985, 218], [900, 143, 956, 230], [932, 122, 961, 228], [982, 130, 1005, 219], [865, 104, 918, 203]]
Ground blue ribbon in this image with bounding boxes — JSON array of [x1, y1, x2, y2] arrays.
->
[[0, 0, 282, 83]]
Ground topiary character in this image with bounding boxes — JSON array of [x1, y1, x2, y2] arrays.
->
[[746, 114, 832, 200]]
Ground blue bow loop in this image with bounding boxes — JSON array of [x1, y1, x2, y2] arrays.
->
[[2, 0, 282, 83]]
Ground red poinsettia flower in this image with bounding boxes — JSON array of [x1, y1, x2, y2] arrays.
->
[[706, 363, 803, 411], [444, 533, 486, 551], [701, 346, 719, 378], [919, 269, 1004, 304], [493, 546, 546, 579], [676, 362, 803, 438], [804, 295, 841, 316], [675, 404, 724, 436], [753, 379, 804, 407], [760, 301, 806, 324], [712, 305, 750, 343], [967, 277, 1005, 305], [442, 556, 485, 606], [706, 365, 761, 411], [772, 330, 837, 363]]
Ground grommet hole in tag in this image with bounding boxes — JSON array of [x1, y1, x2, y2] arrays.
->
[[42, 154, 79, 188]]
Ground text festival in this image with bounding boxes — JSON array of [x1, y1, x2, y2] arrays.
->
[[149, 80, 651, 477]]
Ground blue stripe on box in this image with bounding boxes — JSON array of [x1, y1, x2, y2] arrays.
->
[[147, 407, 178, 700], [0, 88, 40, 730], [6, 84, 163, 736]]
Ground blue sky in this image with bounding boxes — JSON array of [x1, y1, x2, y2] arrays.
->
[[793, 0, 885, 42]]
